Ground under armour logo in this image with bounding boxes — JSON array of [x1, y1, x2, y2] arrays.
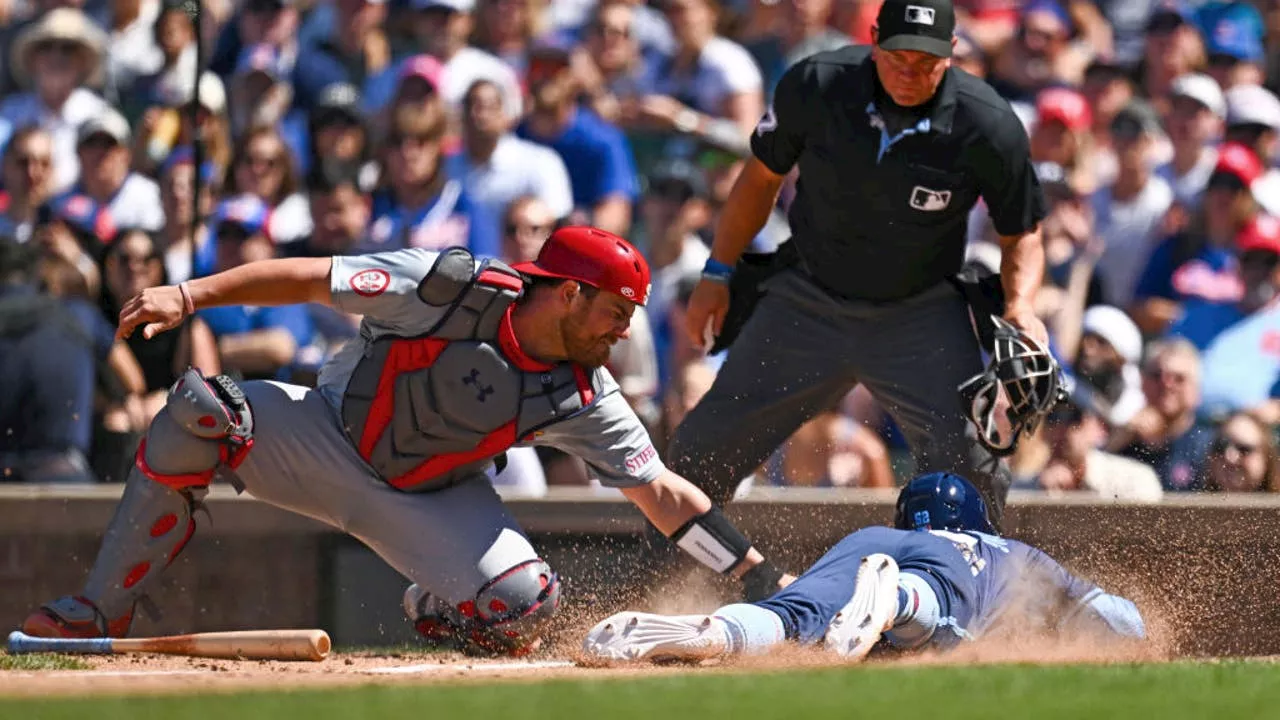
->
[[462, 369, 495, 402]]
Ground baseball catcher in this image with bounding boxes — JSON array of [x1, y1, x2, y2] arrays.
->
[[21, 227, 791, 655], [584, 472, 1145, 663]]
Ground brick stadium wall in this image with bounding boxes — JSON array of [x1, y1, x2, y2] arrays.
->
[[2, 486, 1277, 656]]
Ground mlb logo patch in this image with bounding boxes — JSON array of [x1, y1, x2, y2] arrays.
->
[[905, 5, 935, 25], [910, 186, 952, 211]]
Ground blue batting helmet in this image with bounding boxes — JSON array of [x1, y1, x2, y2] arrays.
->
[[893, 472, 996, 535]]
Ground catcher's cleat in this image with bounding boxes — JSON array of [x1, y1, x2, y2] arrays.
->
[[582, 612, 729, 663], [823, 553, 900, 660], [21, 595, 132, 639]]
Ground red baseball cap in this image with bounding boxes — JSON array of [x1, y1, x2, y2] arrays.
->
[[1036, 87, 1092, 132], [513, 226, 652, 305], [1237, 213, 1280, 254], [1213, 141, 1265, 186]]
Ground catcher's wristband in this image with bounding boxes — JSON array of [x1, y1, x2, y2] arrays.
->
[[669, 507, 752, 575], [178, 281, 196, 318], [701, 257, 734, 284]]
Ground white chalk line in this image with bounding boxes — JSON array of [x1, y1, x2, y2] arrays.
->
[[363, 660, 575, 675]]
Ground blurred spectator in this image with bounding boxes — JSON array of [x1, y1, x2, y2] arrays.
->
[[293, 0, 391, 109], [1092, 99, 1174, 308], [1225, 84, 1280, 216], [1067, 304, 1147, 428], [577, 1, 654, 123], [634, 0, 763, 139], [952, 28, 988, 79], [226, 124, 312, 246], [0, 126, 56, 243], [767, 410, 894, 489], [518, 42, 638, 235], [197, 194, 315, 382], [744, 0, 850, 97], [0, 241, 113, 483], [1034, 162, 1105, 347], [299, 82, 377, 182], [1203, 410, 1280, 492], [1171, 214, 1280, 423], [1113, 338, 1214, 491], [228, 43, 303, 143], [0, 8, 109, 191], [1141, 3, 1207, 110], [156, 146, 218, 284], [1133, 142, 1262, 336], [989, 0, 1089, 103], [1156, 73, 1226, 211], [64, 108, 164, 232], [100, 227, 220, 422], [132, 70, 232, 175], [33, 191, 119, 297], [1028, 397, 1164, 502], [208, 0, 304, 79], [447, 78, 574, 257], [638, 157, 709, 387], [1030, 87, 1097, 194], [105, 0, 164, 97], [472, 0, 547, 77], [286, 160, 373, 257], [499, 194, 555, 262], [1200, 0, 1267, 90], [367, 0, 523, 122], [1080, 59, 1136, 185], [121, 0, 195, 122], [367, 102, 480, 251]]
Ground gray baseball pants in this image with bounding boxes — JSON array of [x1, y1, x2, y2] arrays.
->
[[667, 270, 1012, 526]]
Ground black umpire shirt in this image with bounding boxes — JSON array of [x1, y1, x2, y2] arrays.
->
[[752, 45, 1046, 302]]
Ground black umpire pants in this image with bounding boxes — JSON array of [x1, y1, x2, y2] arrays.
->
[[667, 269, 1013, 527]]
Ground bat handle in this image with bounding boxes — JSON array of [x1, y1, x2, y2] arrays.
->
[[7, 631, 114, 654]]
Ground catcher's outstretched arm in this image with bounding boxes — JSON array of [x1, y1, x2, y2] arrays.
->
[[118, 258, 333, 339], [622, 471, 793, 601]]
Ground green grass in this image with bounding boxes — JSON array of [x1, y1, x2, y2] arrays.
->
[[3, 660, 1279, 719], [0, 653, 90, 671]]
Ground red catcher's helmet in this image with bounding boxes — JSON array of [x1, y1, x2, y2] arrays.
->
[[512, 226, 651, 305]]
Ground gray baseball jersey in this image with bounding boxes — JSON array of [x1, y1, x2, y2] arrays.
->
[[320, 247, 665, 490]]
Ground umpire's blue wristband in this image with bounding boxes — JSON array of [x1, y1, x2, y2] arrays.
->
[[702, 257, 734, 284]]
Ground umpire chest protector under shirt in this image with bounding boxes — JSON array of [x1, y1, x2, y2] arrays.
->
[[754, 45, 1045, 302]]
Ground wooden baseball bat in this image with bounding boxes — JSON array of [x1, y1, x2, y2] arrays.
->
[[7, 629, 331, 662]]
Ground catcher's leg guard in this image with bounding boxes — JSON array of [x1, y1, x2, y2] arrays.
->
[[22, 370, 254, 639], [403, 559, 562, 657]]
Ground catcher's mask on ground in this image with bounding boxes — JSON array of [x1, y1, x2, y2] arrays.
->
[[959, 315, 1065, 456]]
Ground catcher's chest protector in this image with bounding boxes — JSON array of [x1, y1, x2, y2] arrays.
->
[[341, 259, 602, 491]]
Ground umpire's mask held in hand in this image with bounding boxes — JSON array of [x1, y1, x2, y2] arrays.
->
[[959, 316, 1065, 456]]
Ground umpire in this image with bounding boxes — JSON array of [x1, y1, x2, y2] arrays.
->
[[669, 0, 1047, 525]]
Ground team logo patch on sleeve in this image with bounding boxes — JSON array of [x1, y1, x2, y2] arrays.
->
[[350, 268, 391, 297]]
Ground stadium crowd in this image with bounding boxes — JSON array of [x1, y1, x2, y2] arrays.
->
[[1, 0, 1279, 501]]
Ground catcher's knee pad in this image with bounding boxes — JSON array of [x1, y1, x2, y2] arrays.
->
[[407, 560, 562, 656], [465, 559, 562, 655], [138, 369, 255, 488]]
